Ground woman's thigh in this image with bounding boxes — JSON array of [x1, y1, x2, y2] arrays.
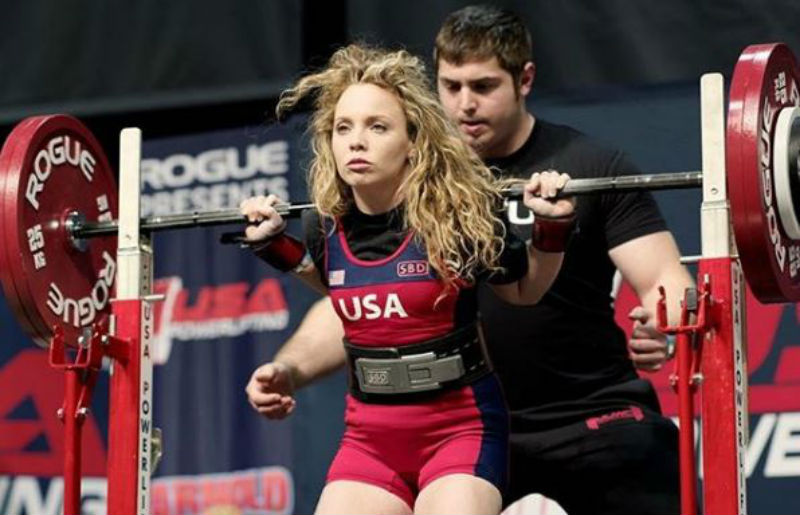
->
[[315, 480, 412, 515], [414, 473, 501, 515]]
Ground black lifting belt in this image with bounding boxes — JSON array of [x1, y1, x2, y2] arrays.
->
[[344, 323, 492, 404]]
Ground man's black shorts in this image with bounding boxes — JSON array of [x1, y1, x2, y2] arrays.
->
[[506, 405, 681, 515]]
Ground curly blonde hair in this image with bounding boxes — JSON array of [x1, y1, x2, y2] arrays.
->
[[277, 44, 506, 288]]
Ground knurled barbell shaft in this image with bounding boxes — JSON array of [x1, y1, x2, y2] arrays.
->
[[72, 202, 316, 238], [500, 170, 702, 197], [71, 170, 702, 239]]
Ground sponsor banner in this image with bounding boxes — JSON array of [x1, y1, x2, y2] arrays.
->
[[140, 134, 291, 218], [0, 350, 107, 477], [0, 467, 292, 515], [150, 467, 293, 515], [614, 281, 800, 415], [0, 477, 106, 515]]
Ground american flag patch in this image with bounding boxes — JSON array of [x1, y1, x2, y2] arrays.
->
[[328, 269, 346, 286]]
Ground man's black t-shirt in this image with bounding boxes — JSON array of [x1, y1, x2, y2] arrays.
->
[[483, 119, 667, 429]]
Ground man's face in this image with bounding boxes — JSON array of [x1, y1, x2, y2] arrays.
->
[[437, 57, 532, 159]]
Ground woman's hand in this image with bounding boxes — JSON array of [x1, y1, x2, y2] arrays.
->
[[239, 194, 287, 242], [523, 170, 576, 218]]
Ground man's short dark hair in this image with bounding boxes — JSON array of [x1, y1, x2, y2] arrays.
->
[[434, 5, 533, 83]]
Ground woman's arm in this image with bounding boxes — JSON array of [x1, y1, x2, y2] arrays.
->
[[241, 194, 329, 295], [490, 171, 575, 305]]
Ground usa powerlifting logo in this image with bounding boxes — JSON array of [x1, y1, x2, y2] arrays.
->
[[151, 276, 289, 365]]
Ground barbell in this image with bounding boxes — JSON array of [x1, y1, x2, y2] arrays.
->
[[69, 170, 704, 238], [0, 42, 798, 348]]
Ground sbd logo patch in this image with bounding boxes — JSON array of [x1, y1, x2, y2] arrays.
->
[[397, 260, 429, 277]]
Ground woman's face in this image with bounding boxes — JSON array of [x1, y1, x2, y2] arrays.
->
[[331, 83, 413, 201]]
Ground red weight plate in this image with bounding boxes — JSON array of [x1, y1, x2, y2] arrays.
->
[[0, 118, 43, 342], [728, 43, 800, 303], [0, 115, 118, 347]]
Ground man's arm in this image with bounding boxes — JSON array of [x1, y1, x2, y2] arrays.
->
[[245, 297, 345, 419], [609, 230, 695, 371], [275, 297, 346, 389]]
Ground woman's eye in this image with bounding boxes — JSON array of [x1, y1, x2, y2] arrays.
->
[[372, 123, 387, 133], [335, 125, 350, 134]]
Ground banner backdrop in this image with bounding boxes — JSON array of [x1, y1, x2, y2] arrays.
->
[[139, 120, 344, 515], [2, 86, 800, 514]]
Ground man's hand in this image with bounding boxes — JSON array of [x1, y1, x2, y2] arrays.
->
[[245, 361, 296, 419], [627, 306, 670, 372]]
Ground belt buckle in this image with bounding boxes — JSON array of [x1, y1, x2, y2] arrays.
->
[[354, 352, 464, 394]]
